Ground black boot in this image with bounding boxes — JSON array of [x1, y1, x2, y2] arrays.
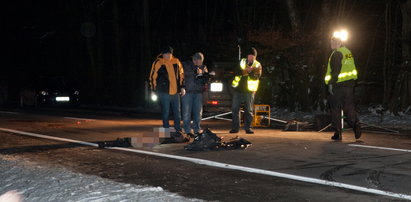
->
[[331, 132, 342, 141], [354, 122, 362, 139]]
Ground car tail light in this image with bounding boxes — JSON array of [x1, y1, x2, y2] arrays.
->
[[207, 101, 218, 105]]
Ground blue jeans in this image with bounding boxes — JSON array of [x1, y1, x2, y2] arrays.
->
[[158, 92, 181, 131], [182, 93, 203, 134], [232, 91, 255, 130]]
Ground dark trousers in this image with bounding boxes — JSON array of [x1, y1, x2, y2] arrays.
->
[[328, 85, 360, 134], [232, 91, 255, 130]]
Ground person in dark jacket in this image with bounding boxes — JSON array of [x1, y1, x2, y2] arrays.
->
[[149, 46, 185, 132], [182, 52, 208, 137]]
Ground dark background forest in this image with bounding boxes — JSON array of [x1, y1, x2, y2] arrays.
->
[[3, 0, 411, 113]]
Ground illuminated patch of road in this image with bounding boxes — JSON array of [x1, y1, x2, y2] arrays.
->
[[0, 127, 411, 200]]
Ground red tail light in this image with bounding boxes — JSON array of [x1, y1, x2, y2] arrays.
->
[[207, 101, 218, 105]]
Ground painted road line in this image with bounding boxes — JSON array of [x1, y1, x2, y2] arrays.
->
[[0, 128, 98, 147], [349, 144, 411, 153], [0, 111, 19, 115], [1, 127, 411, 200], [64, 117, 97, 121]]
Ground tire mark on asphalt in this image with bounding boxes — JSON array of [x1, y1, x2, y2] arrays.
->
[[319, 164, 354, 181], [366, 170, 382, 189]]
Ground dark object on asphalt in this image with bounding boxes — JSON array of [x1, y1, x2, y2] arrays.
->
[[98, 137, 131, 148], [221, 136, 252, 149], [283, 119, 311, 131], [185, 128, 222, 151], [185, 128, 252, 151]]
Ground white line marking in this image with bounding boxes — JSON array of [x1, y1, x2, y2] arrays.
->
[[0, 128, 98, 147], [64, 117, 96, 121], [349, 144, 411, 153], [1, 127, 411, 200], [0, 111, 19, 115]]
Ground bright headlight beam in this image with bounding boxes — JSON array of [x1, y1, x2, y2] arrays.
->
[[333, 29, 349, 42], [210, 82, 223, 92]]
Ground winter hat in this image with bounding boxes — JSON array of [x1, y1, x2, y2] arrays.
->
[[192, 52, 204, 62], [246, 47, 257, 57], [161, 46, 174, 54]]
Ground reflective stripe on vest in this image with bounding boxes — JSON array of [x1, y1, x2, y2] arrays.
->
[[325, 46, 358, 84], [232, 59, 261, 91]]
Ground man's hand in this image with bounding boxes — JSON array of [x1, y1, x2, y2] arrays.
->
[[180, 88, 186, 96], [246, 66, 253, 73], [328, 84, 334, 95], [197, 68, 203, 75]]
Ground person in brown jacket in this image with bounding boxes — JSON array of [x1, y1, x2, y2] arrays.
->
[[149, 46, 185, 132]]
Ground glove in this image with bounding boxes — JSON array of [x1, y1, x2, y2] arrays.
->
[[328, 84, 334, 95], [180, 88, 186, 96]]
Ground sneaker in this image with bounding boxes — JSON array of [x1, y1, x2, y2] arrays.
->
[[331, 132, 342, 141], [354, 122, 362, 139], [229, 129, 239, 133], [245, 128, 254, 134]]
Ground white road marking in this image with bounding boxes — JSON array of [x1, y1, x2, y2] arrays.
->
[[0, 111, 19, 115], [349, 144, 411, 153], [0, 127, 411, 200], [0, 128, 98, 147], [64, 117, 97, 121]]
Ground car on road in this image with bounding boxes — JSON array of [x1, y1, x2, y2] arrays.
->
[[202, 62, 236, 114], [19, 76, 80, 107]]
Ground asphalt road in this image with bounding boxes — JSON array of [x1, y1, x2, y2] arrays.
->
[[0, 107, 411, 201]]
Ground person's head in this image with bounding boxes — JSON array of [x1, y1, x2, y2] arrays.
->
[[330, 37, 342, 50], [246, 47, 257, 62], [192, 52, 204, 66], [161, 46, 174, 61]]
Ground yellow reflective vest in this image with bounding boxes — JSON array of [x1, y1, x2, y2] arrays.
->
[[232, 58, 261, 92], [325, 46, 358, 85]]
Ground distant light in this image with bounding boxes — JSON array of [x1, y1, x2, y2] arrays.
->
[[151, 93, 158, 102], [56, 97, 70, 102], [333, 29, 349, 42], [210, 101, 218, 105], [74, 91, 80, 95], [40, 91, 48, 96], [210, 82, 223, 92]]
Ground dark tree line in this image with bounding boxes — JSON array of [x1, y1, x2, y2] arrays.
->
[[4, 0, 411, 113]]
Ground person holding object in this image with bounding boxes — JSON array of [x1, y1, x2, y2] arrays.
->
[[182, 52, 210, 138], [149, 46, 185, 133], [325, 30, 362, 141], [230, 47, 262, 134]]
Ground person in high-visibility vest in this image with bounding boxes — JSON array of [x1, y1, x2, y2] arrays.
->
[[325, 33, 361, 141], [230, 47, 262, 134]]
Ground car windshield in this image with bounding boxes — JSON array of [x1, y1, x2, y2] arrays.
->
[[38, 77, 67, 90]]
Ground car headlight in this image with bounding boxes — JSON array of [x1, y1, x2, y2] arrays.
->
[[74, 91, 80, 95], [40, 91, 48, 96], [210, 82, 223, 92]]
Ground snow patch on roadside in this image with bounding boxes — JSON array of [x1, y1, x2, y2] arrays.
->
[[270, 106, 411, 130], [0, 156, 203, 202]]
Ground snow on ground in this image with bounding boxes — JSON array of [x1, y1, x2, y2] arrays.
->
[[0, 156, 203, 202], [270, 105, 411, 130]]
